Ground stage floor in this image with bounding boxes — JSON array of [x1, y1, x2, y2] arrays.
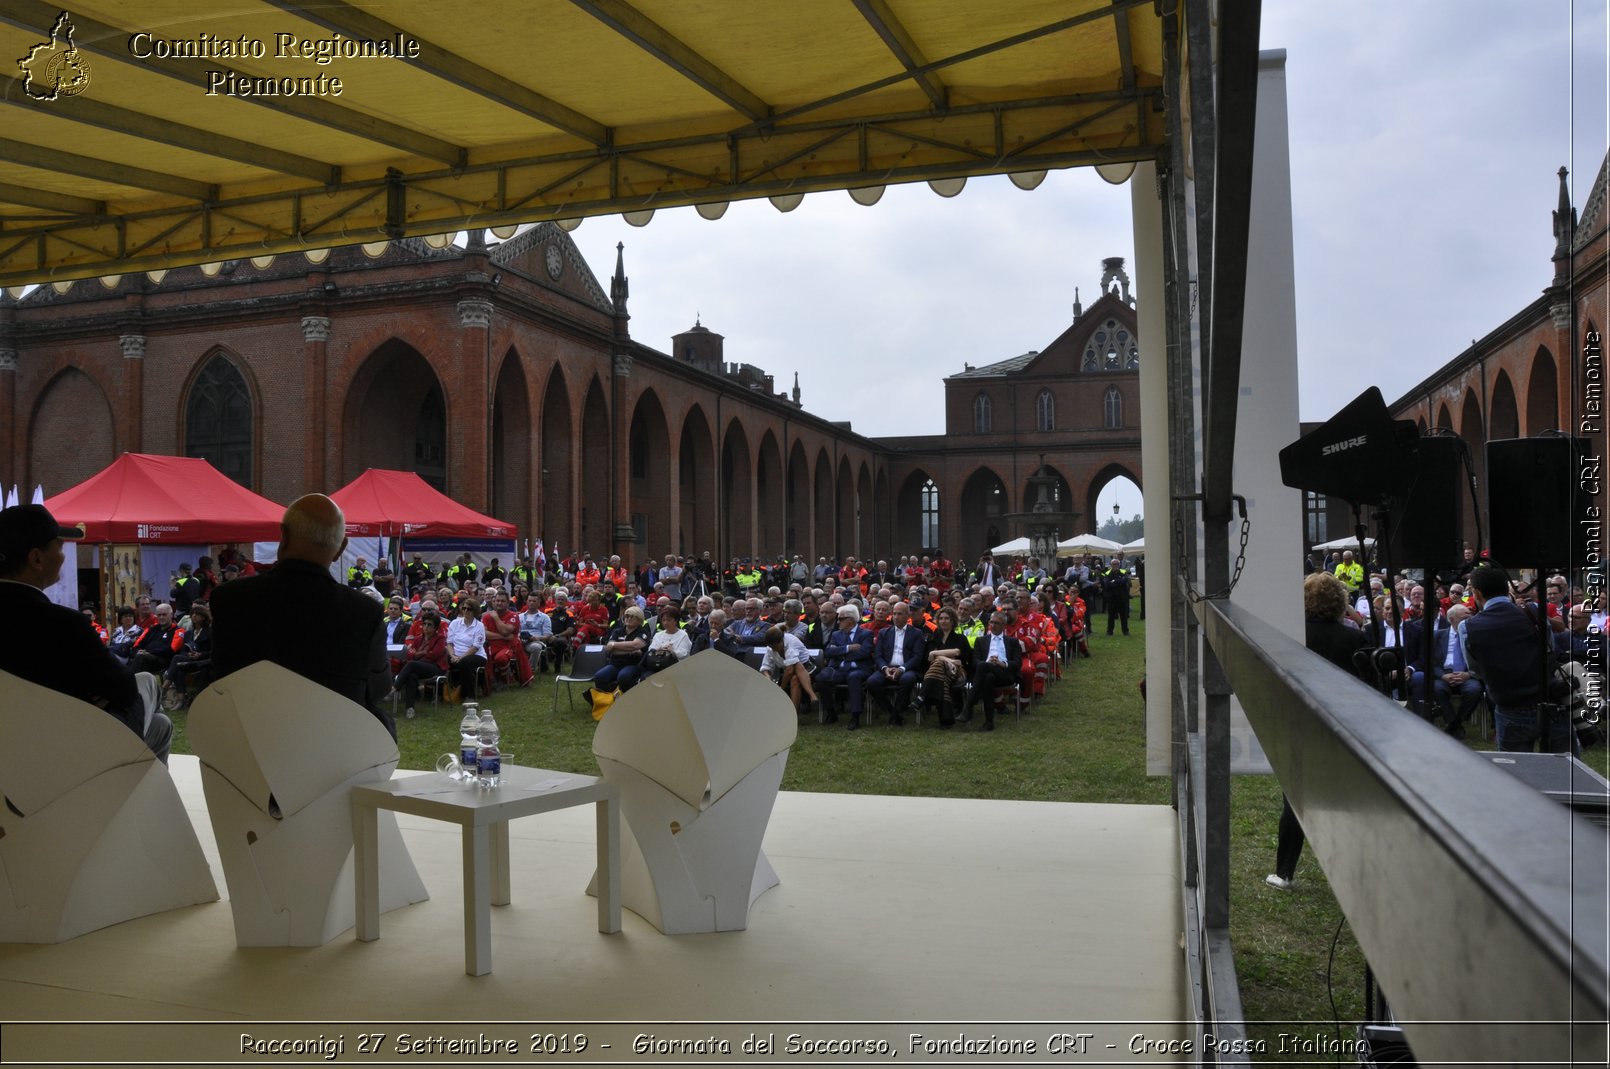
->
[[1, 756, 1188, 1064]]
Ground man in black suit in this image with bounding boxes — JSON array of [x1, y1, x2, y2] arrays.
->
[[212, 494, 395, 739], [0, 504, 171, 761], [866, 601, 926, 725], [958, 611, 1022, 732], [1461, 565, 1564, 753]]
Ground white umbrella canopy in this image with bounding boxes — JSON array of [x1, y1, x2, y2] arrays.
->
[[990, 536, 1032, 556], [1311, 535, 1377, 551], [1057, 533, 1123, 555], [1121, 537, 1146, 554]]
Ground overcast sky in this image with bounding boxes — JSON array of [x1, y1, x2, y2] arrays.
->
[[565, 1, 1608, 523]]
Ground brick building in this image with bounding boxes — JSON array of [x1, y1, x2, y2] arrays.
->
[[0, 228, 1142, 567], [1298, 157, 1608, 555]]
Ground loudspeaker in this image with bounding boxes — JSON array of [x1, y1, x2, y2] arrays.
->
[[1486, 437, 1587, 567], [1279, 387, 1419, 505], [1386, 436, 1464, 568]]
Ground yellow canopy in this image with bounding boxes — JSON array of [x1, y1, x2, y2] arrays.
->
[[0, 0, 1168, 284]]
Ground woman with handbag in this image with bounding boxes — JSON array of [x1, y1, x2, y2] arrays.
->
[[920, 606, 973, 728], [638, 604, 693, 686]]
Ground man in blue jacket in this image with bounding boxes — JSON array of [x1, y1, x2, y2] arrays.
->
[[818, 605, 875, 730]]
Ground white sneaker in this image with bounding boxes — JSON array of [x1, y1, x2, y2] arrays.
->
[[405, 706, 416, 719], [1265, 874, 1295, 891]]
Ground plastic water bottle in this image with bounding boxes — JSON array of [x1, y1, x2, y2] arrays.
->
[[477, 707, 501, 788], [458, 702, 480, 782]]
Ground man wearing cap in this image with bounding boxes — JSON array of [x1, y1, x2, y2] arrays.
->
[[211, 494, 395, 739], [0, 504, 172, 761]]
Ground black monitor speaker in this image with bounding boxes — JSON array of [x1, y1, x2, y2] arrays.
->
[[1486, 437, 1589, 567], [1387, 435, 1465, 567], [1280, 387, 1419, 505]]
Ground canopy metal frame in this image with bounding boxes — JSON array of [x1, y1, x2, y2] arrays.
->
[[0, 0, 1165, 283]]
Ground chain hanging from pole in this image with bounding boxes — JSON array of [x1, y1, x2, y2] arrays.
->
[[1173, 493, 1251, 603]]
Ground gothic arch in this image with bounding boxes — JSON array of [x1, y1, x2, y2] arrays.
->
[[29, 367, 114, 492], [722, 418, 753, 562], [857, 461, 873, 558], [756, 429, 784, 560], [836, 455, 854, 558], [580, 377, 610, 554], [959, 466, 1008, 561], [539, 366, 574, 549], [896, 469, 939, 554], [814, 447, 834, 562], [787, 439, 810, 559], [1459, 388, 1484, 548], [1489, 370, 1519, 441], [1525, 345, 1559, 435], [491, 348, 531, 529], [1084, 463, 1142, 536], [181, 348, 259, 490], [628, 388, 672, 553], [676, 404, 716, 558], [342, 338, 447, 490], [873, 468, 889, 559], [1036, 388, 1055, 431]]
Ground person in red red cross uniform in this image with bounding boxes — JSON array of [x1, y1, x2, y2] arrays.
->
[[480, 588, 533, 687]]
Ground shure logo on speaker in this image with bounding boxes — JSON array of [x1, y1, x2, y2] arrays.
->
[[1320, 435, 1368, 457]]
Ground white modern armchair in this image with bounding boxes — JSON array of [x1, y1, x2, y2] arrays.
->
[[0, 670, 217, 943], [189, 661, 428, 947]]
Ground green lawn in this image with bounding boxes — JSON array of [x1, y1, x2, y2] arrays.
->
[[165, 623, 1604, 1058]]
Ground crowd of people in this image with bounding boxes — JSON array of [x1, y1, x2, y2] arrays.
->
[[1302, 543, 1602, 748], [1263, 542, 1606, 892], [10, 484, 1152, 757], [371, 548, 1136, 729]]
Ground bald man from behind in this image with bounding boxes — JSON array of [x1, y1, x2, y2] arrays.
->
[[211, 494, 395, 739]]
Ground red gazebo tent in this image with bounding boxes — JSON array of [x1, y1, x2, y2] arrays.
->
[[329, 469, 517, 540], [45, 453, 284, 543]]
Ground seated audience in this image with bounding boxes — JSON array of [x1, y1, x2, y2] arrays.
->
[[129, 603, 184, 675], [162, 600, 213, 706], [395, 612, 449, 716], [592, 605, 650, 694], [445, 598, 489, 699]]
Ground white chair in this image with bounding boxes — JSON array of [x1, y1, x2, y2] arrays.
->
[[188, 662, 428, 947], [0, 671, 218, 943], [589, 649, 796, 934]]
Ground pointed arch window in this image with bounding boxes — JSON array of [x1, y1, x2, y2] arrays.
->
[[414, 388, 447, 490], [1036, 389, 1055, 431], [185, 354, 253, 488], [920, 478, 941, 549], [1103, 386, 1123, 429], [973, 392, 992, 434]]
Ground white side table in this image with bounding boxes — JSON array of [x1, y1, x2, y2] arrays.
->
[[351, 765, 621, 975]]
